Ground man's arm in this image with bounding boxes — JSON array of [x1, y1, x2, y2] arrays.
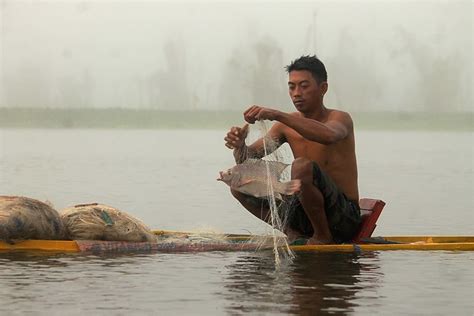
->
[[276, 111, 352, 145], [244, 106, 352, 145], [225, 123, 285, 164]]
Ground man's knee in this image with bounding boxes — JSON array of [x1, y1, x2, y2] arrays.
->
[[231, 188, 248, 206], [230, 188, 239, 198], [231, 189, 261, 207], [291, 157, 314, 183]]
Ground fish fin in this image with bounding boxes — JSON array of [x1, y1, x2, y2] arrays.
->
[[243, 159, 288, 178], [236, 180, 267, 198], [244, 158, 258, 164], [230, 174, 243, 187], [229, 174, 238, 186], [230, 173, 254, 187], [267, 161, 289, 176], [236, 179, 254, 187], [273, 179, 301, 196]]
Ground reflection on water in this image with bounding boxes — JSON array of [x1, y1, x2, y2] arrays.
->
[[222, 251, 382, 315], [0, 251, 165, 314], [222, 254, 294, 314], [2, 250, 382, 315], [0, 129, 472, 314], [1, 250, 473, 315], [290, 253, 368, 315]]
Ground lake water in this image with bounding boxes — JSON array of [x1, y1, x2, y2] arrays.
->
[[0, 128, 473, 315]]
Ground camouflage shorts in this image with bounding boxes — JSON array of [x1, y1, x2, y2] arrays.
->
[[251, 162, 361, 243]]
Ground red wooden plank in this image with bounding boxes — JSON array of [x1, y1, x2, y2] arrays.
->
[[352, 199, 386, 242]]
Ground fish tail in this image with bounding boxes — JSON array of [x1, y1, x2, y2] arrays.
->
[[273, 180, 301, 196]]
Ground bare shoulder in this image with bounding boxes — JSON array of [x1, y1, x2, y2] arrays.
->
[[327, 109, 354, 129], [289, 111, 302, 117]]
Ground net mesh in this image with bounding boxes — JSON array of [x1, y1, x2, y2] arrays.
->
[[251, 121, 295, 266], [61, 203, 157, 242], [0, 196, 66, 242]]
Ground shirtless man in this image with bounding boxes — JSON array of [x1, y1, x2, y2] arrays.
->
[[224, 55, 361, 245]]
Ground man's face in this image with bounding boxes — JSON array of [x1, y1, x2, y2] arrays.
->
[[288, 70, 326, 112]]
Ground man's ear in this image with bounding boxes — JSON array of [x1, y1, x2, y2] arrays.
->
[[321, 81, 328, 95]]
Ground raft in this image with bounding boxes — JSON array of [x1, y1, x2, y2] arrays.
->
[[0, 231, 473, 254], [1, 198, 473, 254]]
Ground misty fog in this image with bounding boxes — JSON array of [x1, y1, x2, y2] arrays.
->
[[0, 0, 472, 112]]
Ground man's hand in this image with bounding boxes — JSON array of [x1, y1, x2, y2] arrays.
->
[[244, 105, 281, 124], [224, 124, 249, 150]]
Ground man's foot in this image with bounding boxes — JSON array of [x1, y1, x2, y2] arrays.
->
[[306, 236, 334, 245], [284, 228, 303, 244]]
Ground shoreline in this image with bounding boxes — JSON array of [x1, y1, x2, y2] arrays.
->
[[0, 108, 472, 131]]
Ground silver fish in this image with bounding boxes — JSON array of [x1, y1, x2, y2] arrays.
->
[[217, 159, 301, 199]]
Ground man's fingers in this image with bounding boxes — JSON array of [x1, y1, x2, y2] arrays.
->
[[229, 125, 248, 138], [246, 107, 259, 118], [244, 113, 256, 124], [241, 123, 249, 133], [225, 133, 242, 149], [245, 107, 262, 123], [228, 126, 241, 138], [224, 136, 235, 148], [225, 124, 249, 150], [244, 116, 255, 124], [239, 123, 249, 137], [226, 133, 240, 141], [243, 105, 256, 116], [243, 106, 256, 120]]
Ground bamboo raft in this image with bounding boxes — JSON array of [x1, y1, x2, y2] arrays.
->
[[1, 231, 473, 254], [1, 198, 473, 254]]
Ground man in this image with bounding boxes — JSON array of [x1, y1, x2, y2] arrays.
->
[[224, 55, 361, 245]]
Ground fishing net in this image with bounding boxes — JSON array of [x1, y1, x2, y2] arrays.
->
[[245, 121, 296, 265], [60, 203, 157, 242], [0, 195, 66, 242]]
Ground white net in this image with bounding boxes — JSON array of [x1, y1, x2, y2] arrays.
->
[[61, 203, 157, 242], [253, 121, 295, 266]]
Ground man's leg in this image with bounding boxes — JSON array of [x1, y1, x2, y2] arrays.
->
[[231, 189, 308, 243], [291, 157, 333, 244], [230, 189, 271, 223]]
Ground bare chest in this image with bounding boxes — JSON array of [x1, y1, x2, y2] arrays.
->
[[285, 131, 334, 166]]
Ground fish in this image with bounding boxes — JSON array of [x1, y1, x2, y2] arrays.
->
[[217, 159, 301, 199]]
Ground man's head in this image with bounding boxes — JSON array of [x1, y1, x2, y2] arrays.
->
[[285, 55, 327, 84], [286, 55, 328, 113]]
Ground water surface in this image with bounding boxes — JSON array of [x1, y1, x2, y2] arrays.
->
[[0, 129, 473, 315]]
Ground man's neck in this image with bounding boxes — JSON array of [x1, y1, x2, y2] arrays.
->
[[301, 103, 328, 121]]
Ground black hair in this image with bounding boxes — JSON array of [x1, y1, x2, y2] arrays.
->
[[285, 55, 327, 83]]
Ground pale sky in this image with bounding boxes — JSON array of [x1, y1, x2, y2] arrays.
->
[[0, 0, 472, 112]]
